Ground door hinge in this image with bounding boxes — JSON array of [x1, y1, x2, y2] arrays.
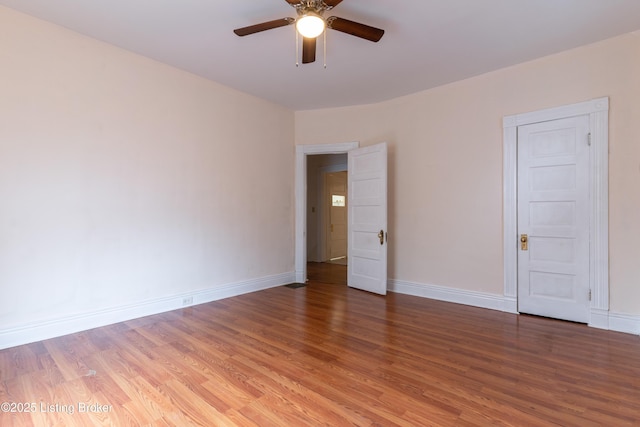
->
[[589, 289, 592, 301], [587, 132, 592, 146]]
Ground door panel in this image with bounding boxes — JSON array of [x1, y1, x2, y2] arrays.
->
[[347, 143, 387, 295], [517, 116, 590, 322]]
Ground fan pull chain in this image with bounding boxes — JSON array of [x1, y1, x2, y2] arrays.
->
[[295, 29, 299, 67], [323, 30, 327, 68]]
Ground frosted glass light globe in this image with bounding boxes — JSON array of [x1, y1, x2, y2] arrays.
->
[[296, 14, 325, 38]]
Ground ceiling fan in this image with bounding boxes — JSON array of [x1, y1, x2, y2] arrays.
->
[[233, 0, 385, 65]]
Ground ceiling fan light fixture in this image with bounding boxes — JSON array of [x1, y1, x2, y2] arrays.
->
[[296, 13, 325, 38]]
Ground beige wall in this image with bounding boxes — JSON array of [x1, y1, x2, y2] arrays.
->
[[0, 7, 295, 330], [296, 32, 640, 315]]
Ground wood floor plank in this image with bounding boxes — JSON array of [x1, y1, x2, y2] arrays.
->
[[186, 350, 263, 401], [232, 353, 369, 427], [0, 346, 39, 382], [2, 263, 640, 425], [158, 379, 235, 426], [42, 340, 92, 383]]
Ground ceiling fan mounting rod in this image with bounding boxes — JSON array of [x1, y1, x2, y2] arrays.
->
[[293, 1, 330, 16]]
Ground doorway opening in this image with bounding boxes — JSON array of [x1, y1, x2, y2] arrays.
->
[[296, 141, 388, 295], [295, 142, 359, 284], [306, 154, 348, 285]]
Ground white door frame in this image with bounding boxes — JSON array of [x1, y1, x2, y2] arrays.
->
[[503, 97, 609, 329], [295, 142, 359, 283]]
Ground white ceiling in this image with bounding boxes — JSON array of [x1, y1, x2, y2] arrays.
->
[[2, 0, 640, 111]]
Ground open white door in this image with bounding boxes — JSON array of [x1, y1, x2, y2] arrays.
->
[[347, 143, 387, 295]]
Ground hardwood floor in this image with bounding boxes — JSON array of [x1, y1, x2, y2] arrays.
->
[[1, 264, 639, 426]]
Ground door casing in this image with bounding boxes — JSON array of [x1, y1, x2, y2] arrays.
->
[[503, 97, 609, 328], [295, 142, 359, 283]]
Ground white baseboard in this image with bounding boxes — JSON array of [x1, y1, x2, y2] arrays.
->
[[390, 279, 640, 336], [592, 309, 640, 334], [0, 271, 295, 350], [3, 273, 636, 350], [608, 312, 640, 335], [502, 296, 519, 314], [589, 308, 610, 330], [388, 279, 508, 313]]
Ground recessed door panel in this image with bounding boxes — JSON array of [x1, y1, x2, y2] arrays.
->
[[529, 271, 575, 300], [530, 201, 576, 227], [529, 237, 576, 264], [530, 127, 576, 158], [530, 165, 577, 192]]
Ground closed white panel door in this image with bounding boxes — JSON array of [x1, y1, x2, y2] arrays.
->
[[348, 143, 387, 295], [517, 116, 590, 322]]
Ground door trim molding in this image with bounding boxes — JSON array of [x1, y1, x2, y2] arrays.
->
[[503, 97, 609, 327], [295, 142, 359, 283]]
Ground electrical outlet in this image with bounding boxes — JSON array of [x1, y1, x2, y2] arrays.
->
[[182, 296, 193, 306]]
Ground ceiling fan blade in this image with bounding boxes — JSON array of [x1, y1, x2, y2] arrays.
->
[[233, 18, 294, 37], [327, 17, 384, 42], [324, 0, 344, 7], [302, 37, 316, 64], [284, 0, 301, 4]]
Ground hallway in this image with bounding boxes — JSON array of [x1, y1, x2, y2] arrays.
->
[[307, 262, 347, 286]]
